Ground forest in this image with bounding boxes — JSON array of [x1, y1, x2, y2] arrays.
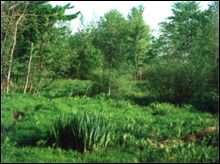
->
[[1, 1, 219, 163]]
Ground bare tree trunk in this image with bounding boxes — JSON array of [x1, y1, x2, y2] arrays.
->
[[108, 61, 112, 96], [24, 42, 34, 93], [139, 68, 142, 81], [1, 1, 4, 13], [6, 12, 24, 93], [1, 32, 8, 83], [1, 32, 8, 56], [108, 75, 111, 95], [6, 27, 17, 93]]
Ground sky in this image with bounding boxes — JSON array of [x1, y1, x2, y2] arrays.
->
[[49, 1, 211, 36]]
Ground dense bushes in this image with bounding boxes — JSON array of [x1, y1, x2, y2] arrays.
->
[[146, 59, 193, 104], [190, 90, 219, 113], [145, 59, 218, 113]]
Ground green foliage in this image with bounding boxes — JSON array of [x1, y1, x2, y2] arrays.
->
[[148, 102, 175, 115], [200, 130, 219, 147], [146, 59, 193, 103], [69, 30, 104, 79], [41, 79, 94, 98], [1, 94, 219, 162], [191, 90, 219, 113], [95, 9, 128, 69], [158, 1, 206, 60], [90, 69, 121, 96], [145, 58, 218, 112], [49, 111, 113, 152], [1, 146, 82, 163], [147, 1, 219, 113], [1, 1, 219, 163], [1, 1, 80, 94], [127, 5, 151, 79]]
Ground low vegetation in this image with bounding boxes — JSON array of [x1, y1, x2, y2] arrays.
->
[[1, 93, 219, 162], [1, 1, 219, 163]]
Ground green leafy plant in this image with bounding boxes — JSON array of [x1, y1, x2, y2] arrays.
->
[[49, 111, 113, 153], [41, 80, 94, 98]]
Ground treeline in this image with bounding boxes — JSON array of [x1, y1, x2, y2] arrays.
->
[[1, 1, 219, 112]]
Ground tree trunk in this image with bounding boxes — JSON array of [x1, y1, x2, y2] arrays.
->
[[24, 42, 34, 94], [6, 12, 24, 93], [1, 32, 8, 83], [1, 1, 4, 13], [139, 68, 142, 81], [1, 32, 8, 56], [108, 61, 112, 95], [6, 26, 17, 93]]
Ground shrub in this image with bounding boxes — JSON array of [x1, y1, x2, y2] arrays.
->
[[146, 59, 195, 104], [41, 79, 94, 98], [90, 69, 122, 96], [190, 90, 219, 113], [49, 111, 113, 153], [145, 59, 218, 113]]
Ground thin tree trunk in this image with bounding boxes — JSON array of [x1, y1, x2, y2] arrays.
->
[[6, 27, 18, 93], [1, 32, 8, 82], [1, 32, 8, 56], [1, 1, 4, 13], [108, 61, 112, 95], [139, 68, 142, 81], [6, 12, 24, 93], [24, 42, 34, 93]]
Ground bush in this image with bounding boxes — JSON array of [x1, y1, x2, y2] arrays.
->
[[41, 79, 94, 98], [191, 90, 219, 113], [145, 59, 219, 113], [49, 111, 113, 152], [90, 70, 120, 96], [146, 59, 194, 104]]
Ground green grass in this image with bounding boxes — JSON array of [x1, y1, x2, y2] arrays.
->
[[49, 111, 113, 152], [1, 93, 219, 163]]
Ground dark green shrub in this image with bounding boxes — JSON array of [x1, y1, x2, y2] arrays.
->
[[145, 59, 218, 113], [49, 111, 113, 152], [146, 59, 194, 104], [191, 90, 219, 113]]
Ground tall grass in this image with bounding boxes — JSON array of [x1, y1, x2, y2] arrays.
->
[[49, 111, 113, 153]]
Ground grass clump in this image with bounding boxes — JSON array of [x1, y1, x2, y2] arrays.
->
[[49, 111, 113, 153]]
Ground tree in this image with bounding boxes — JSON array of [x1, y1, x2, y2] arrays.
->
[[159, 1, 201, 59], [127, 5, 151, 80], [69, 28, 103, 79], [94, 10, 128, 95], [1, 1, 28, 93], [23, 42, 33, 93], [24, 2, 80, 93], [146, 1, 219, 112], [1, 1, 80, 93]]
